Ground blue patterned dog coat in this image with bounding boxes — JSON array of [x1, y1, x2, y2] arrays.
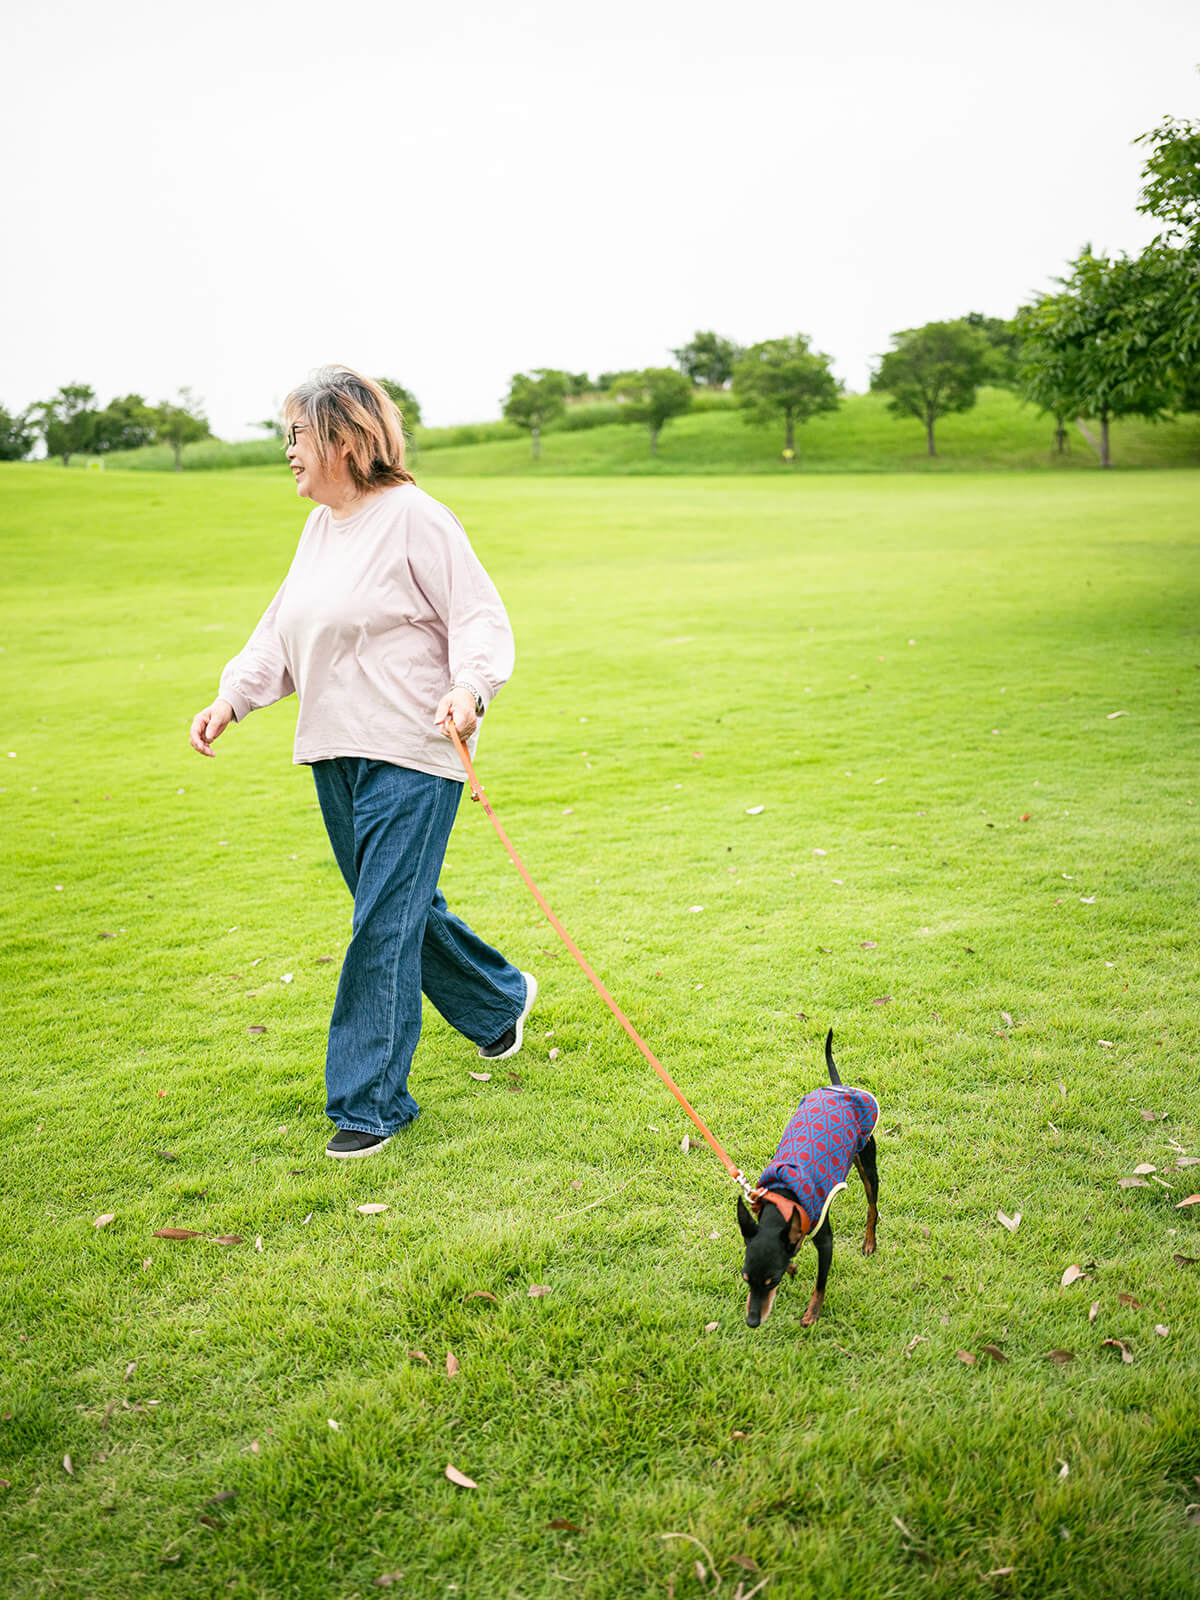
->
[[756, 1086, 879, 1236]]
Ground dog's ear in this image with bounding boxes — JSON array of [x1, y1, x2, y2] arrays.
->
[[737, 1197, 758, 1241], [786, 1210, 806, 1248]]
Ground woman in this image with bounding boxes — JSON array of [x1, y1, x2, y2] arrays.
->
[[189, 365, 535, 1159]]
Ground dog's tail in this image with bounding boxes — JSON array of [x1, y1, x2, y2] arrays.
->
[[825, 1028, 842, 1086]]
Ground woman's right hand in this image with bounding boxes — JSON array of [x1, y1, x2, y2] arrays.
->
[[190, 698, 235, 757]]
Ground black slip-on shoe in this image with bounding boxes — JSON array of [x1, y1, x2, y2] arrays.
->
[[478, 972, 538, 1062], [325, 1129, 392, 1159]]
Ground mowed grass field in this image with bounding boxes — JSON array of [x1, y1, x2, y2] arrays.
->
[[1, 463, 1199, 1599]]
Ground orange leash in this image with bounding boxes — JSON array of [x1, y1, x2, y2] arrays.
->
[[445, 719, 749, 1188]]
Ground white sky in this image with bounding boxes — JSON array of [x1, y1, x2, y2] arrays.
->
[[2, 0, 1196, 435]]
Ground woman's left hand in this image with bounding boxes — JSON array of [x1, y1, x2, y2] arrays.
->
[[435, 687, 479, 741]]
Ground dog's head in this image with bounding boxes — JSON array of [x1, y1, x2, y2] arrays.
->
[[737, 1195, 805, 1327]]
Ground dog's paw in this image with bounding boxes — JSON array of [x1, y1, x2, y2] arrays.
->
[[862, 1238, 877, 1256]]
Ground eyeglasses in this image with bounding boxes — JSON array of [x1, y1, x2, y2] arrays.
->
[[285, 422, 307, 449]]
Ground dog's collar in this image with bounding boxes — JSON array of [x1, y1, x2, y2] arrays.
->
[[752, 1188, 812, 1238]]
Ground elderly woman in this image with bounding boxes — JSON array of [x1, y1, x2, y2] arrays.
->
[[189, 366, 535, 1159]]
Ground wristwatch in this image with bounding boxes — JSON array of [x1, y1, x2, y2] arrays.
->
[[453, 683, 485, 716]]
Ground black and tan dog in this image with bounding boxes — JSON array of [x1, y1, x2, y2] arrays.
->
[[737, 1031, 880, 1327]]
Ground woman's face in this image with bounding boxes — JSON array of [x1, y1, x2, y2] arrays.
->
[[284, 415, 351, 507]]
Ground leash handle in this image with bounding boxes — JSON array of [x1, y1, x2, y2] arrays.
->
[[443, 715, 743, 1181]]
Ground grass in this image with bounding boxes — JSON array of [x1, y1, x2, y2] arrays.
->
[[66, 387, 1200, 475], [1, 463, 1199, 1599]]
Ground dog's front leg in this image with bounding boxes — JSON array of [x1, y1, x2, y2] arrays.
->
[[854, 1136, 880, 1256], [801, 1218, 833, 1326]]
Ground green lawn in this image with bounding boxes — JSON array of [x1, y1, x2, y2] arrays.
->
[[1, 464, 1198, 1599]]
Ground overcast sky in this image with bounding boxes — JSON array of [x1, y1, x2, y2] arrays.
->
[[2, 0, 1196, 436]]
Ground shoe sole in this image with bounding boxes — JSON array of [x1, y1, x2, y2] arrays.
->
[[479, 972, 538, 1062], [325, 1134, 393, 1160]]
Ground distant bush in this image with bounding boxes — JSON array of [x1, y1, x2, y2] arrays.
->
[[415, 420, 522, 451]]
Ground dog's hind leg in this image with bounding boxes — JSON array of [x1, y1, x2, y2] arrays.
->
[[801, 1217, 833, 1326], [854, 1136, 880, 1256]]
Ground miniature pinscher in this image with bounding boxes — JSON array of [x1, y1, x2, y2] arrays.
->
[[737, 1030, 879, 1328]]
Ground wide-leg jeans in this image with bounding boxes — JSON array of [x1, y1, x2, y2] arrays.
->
[[312, 757, 527, 1137]]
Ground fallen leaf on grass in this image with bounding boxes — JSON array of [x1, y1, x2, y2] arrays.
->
[[357, 1204, 389, 1216], [997, 1210, 1021, 1233], [93, 1214, 116, 1229], [446, 1353, 460, 1378], [1119, 1177, 1151, 1188], [1118, 1293, 1142, 1308], [1089, 1301, 1101, 1324], [407, 1349, 430, 1364], [528, 1284, 551, 1298], [1001, 1011, 1014, 1027], [1176, 1155, 1200, 1168], [704, 1321, 719, 1333], [860, 940, 878, 950], [872, 995, 892, 1006], [255, 1237, 263, 1252], [1056, 1459, 1070, 1480], [153, 1228, 203, 1240], [1173, 1254, 1199, 1268], [62, 1455, 74, 1477], [548, 1048, 560, 1061], [465, 1290, 498, 1304], [904, 1336, 928, 1359], [211, 1235, 243, 1246], [468, 1071, 491, 1081], [124, 1362, 136, 1381], [1106, 710, 1128, 719], [1102, 1338, 1133, 1364], [205, 1491, 236, 1507], [1044, 1349, 1075, 1365], [1176, 1195, 1200, 1209], [445, 1464, 477, 1489], [327, 1419, 340, 1431], [956, 1350, 976, 1365], [681, 1134, 691, 1154], [1155, 1325, 1170, 1337], [1060, 1265, 1086, 1288], [731, 1554, 760, 1572], [979, 1345, 1008, 1363], [1133, 1163, 1157, 1175], [373, 1574, 405, 1588], [247, 1025, 267, 1035], [546, 1519, 582, 1532]]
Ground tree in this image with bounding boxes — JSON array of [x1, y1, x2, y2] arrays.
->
[[731, 335, 840, 458], [377, 378, 422, 430], [1134, 115, 1200, 248], [92, 393, 156, 454], [154, 388, 211, 471], [607, 367, 693, 455], [252, 416, 284, 440], [870, 321, 992, 456], [502, 369, 567, 460], [964, 312, 1023, 387], [671, 330, 743, 388], [1132, 116, 1200, 412], [33, 382, 98, 465], [1016, 250, 1175, 467], [0, 405, 35, 461]]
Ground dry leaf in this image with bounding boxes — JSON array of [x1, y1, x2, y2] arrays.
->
[[681, 1134, 691, 1154], [407, 1350, 430, 1364], [1133, 1163, 1157, 1175], [1106, 710, 1128, 719], [247, 1025, 267, 1035], [93, 1214, 116, 1229], [872, 995, 892, 1005], [465, 1291, 498, 1303], [62, 1455, 74, 1476], [528, 1284, 551, 1297], [1176, 1195, 1200, 1208], [860, 940, 878, 949], [986, 1569, 1016, 1578], [1155, 1325, 1170, 1337], [956, 1350, 976, 1365], [904, 1336, 928, 1358], [704, 1321, 719, 1333], [468, 1071, 491, 1081], [357, 1203, 389, 1215], [1119, 1177, 1151, 1188], [1173, 1254, 1199, 1268], [255, 1236, 263, 1252], [1176, 1155, 1200, 1167], [1044, 1349, 1075, 1365], [1101, 1338, 1133, 1364], [547, 1519, 582, 1532], [731, 1555, 760, 1572], [997, 1210, 1021, 1233], [1060, 1264, 1086, 1288], [124, 1361, 136, 1381], [206, 1491, 236, 1506], [1089, 1301, 1101, 1324], [1056, 1459, 1070, 1480], [1118, 1293, 1142, 1308], [446, 1353, 460, 1378], [153, 1228, 203, 1240], [211, 1235, 243, 1246], [1000, 1010, 1014, 1027], [980, 1345, 1008, 1363], [445, 1464, 477, 1489], [548, 1048, 560, 1061], [327, 1418, 341, 1431], [731, 1430, 749, 1439], [373, 1575, 405, 1588]]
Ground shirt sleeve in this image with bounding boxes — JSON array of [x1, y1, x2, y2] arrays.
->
[[406, 500, 515, 712], [217, 580, 296, 722]]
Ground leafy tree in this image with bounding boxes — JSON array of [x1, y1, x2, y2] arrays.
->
[[377, 378, 422, 430], [154, 388, 211, 471], [964, 312, 1023, 387], [1132, 116, 1200, 412], [607, 367, 693, 455], [502, 369, 567, 460], [93, 393, 156, 454], [1135, 115, 1200, 247], [252, 416, 284, 440], [870, 321, 992, 456], [0, 405, 35, 461], [731, 334, 840, 457], [1016, 250, 1174, 467], [33, 382, 98, 465], [672, 330, 743, 388]]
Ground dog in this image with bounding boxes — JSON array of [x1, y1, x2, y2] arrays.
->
[[737, 1030, 879, 1328]]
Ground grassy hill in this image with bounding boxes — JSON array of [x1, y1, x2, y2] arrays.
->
[[74, 387, 1200, 476]]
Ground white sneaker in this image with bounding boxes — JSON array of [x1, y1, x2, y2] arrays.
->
[[478, 972, 538, 1061]]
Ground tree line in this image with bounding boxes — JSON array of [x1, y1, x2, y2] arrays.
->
[[3, 117, 1194, 473]]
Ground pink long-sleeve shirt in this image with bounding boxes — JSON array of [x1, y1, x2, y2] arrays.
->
[[218, 483, 515, 782]]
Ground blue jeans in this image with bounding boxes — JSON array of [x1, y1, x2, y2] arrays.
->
[[312, 758, 527, 1137]]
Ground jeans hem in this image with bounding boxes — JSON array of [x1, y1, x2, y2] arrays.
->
[[333, 1112, 419, 1138]]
